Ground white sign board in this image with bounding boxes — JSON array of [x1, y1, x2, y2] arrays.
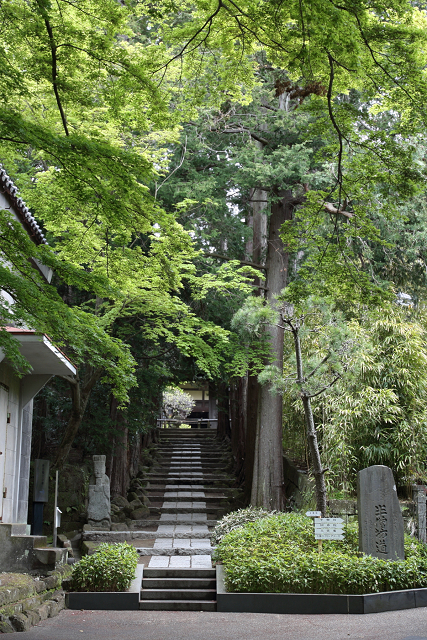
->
[[315, 532, 344, 540], [314, 517, 344, 540], [316, 518, 343, 524], [306, 511, 322, 518]]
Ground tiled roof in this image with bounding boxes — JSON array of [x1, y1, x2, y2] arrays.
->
[[0, 165, 47, 245]]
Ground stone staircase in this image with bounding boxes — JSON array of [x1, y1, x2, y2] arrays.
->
[[0, 523, 67, 573], [138, 428, 233, 611], [140, 568, 216, 611]]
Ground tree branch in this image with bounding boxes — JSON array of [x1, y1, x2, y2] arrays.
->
[[306, 353, 331, 380], [323, 201, 353, 219], [204, 252, 267, 270], [222, 127, 269, 146], [36, 1, 69, 136], [308, 375, 341, 398]]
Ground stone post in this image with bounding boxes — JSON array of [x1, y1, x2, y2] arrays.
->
[[412, 484, 426, 544]]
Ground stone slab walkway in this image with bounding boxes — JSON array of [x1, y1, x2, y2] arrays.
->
[[146, 440, 214, 569]]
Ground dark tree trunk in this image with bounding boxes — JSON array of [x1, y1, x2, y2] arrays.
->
[[244, 372, 259, 502], [229, 378, 246, 482], [243, 150, 268, 504], [109, 395, 129, 497], [216, 383, 231, 441], [53, 367, 101, 468], [292, 322, 327, 516], [251, 191, 293, 510], [128, 432, 141, 480]]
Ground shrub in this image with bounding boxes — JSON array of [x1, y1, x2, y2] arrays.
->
[[162, 387, 195, 422], [211, 506, 276, 546], [215, 512, 427, 594], [70, 542, 138, 592]]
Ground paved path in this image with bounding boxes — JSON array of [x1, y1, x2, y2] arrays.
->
[[20, 608, 427, 640]]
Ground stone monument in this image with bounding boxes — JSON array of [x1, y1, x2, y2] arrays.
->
[[357, 465, 404, 560], [87, 455, 111, 530]]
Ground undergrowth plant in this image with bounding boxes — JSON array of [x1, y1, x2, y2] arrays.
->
[[215, 512, 427, 594], [70, 542, 138, 592], [211, 507, 276, 546]]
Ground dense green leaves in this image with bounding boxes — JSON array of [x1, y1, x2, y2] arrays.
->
[[70, 543, 138, 592], [215, 512, 427, 594], [320, 307, 427, 487]]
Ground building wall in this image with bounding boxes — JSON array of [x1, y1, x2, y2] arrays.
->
[[18, 403, 33, 523], [0, 362, 33, 524]]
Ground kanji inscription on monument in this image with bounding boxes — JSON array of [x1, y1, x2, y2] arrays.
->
[[357, 465, 404, 560]]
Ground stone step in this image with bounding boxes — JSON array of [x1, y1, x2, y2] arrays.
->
[[147, 477, 233, 486], [144, 568, 216, 578], [156, 459, 226, 465], [159, 429, 216, 434], [148, 472, 231, 478], [139, 599, 216, 611], [131, 518, 218, 527], [143, 567, 216, 580], [156, 442, 224, 447], [158, 436, 216, 442], [156, 450, 226, 456], [136, 547, 213, 556], [142, 577, 215, 589], [152, 465, 229, 472], [152, 538, 212, 550], [153, 507, 227, 516], [83, 530, 211, 540], [148, 485, 234, 493], [157, 449, 217, 452], [157, 442, 218, 448], [148, 494, 228, 504], [140, 588, 216, 601]]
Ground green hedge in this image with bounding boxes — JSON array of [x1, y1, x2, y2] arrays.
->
[[70, 542, 138, 592], [214, 512, 427, 594]]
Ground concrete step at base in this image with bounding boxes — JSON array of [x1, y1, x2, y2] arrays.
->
[[142, 577, 215, 589], [140, 588, 216, 601], [139, 600, 216, 611]]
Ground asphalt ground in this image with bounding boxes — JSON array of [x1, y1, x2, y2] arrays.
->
[[20, 607, 427, 640]]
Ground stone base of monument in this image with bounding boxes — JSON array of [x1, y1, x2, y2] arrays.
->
[[216, 566, 427, 615], [66, 564, 143, 611]]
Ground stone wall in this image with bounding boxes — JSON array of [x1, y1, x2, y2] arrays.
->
[[0, 565, 71, 633]]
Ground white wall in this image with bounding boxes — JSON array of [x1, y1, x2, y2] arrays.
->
[[0, 361, 36, 524]]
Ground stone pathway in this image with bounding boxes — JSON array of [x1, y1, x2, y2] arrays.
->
[[145, 435, 228, 569], [138, 428, 232, 610]]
